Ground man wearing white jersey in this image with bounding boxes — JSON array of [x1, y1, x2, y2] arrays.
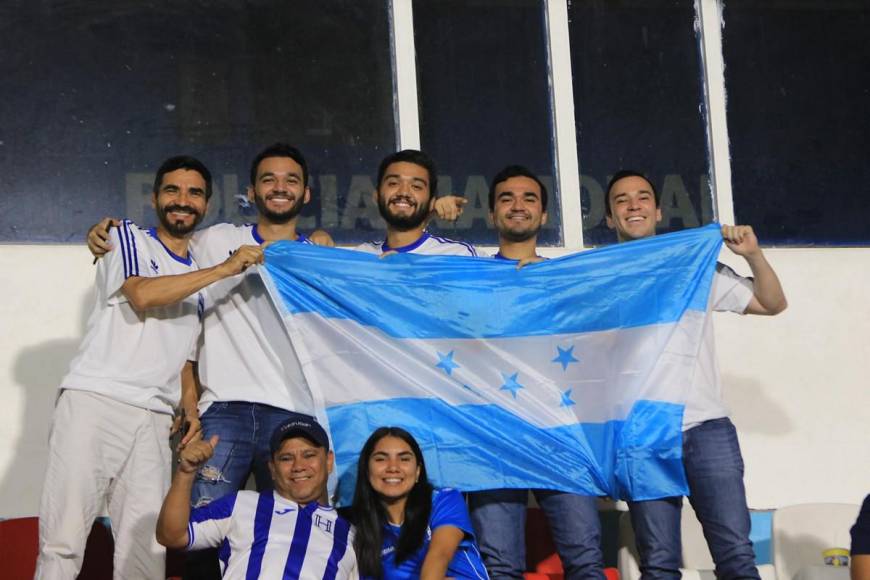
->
[[88, 143, 327, 578], [37, 156, 263, 579], [467, 165, 607, 580], [355, 149, 480, 257], [606, 170, 787, 580], [157, 418, 358, 579]]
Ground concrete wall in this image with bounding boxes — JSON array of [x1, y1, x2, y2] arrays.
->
[[1, 243, 868, 517]]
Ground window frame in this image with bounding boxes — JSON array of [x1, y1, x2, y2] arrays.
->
[[390, 0, 733, 250]]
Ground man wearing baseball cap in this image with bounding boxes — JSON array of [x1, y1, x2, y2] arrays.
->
[[157, 418, 359, 578]]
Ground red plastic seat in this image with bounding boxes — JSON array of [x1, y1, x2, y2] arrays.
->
[[0, 516, 39, 579], [523, 507, 620, 580]]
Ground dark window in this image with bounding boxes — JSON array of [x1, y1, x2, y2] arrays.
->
[[723, 1, 870, 245], [0, 1, 394, 243], [568, 0, 713, 246], [413, 0, 561, 246]]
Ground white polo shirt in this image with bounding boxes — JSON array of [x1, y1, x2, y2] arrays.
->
[[61, 220, 202, 415]]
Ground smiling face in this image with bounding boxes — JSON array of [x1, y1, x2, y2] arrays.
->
[[375, 161, 434, 231], [367, 435, 421, 505], [248, 156, 311, 224], [268, 436, 333, 506], [152, 168, 208, 237], [606, 175, 661, 242], [491, 175, 548, 242]]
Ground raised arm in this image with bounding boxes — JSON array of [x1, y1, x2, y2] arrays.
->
[[419, 525, 464, 580], [121, 245, 264, 311], [156, 434, 219, 549], [721, 225, 787, 316]]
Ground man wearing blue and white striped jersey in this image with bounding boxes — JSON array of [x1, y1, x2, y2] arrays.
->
[[466, 165, 607, 580], [355, 150, 481, 257], [36, 156, 264, 580], [157, 418, 358, 579]]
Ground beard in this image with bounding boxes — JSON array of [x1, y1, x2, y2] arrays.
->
[[377, 193, 430, 231], [254, 192, 306, 224], [496, 213, 540, 242], [157, 203, 204, 237]]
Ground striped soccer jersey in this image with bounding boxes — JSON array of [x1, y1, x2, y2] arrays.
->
[[61, 220, 201, 414], [190, 223, 316, 415], [188, 490, 358, 580], [355, 231, 482, 256]]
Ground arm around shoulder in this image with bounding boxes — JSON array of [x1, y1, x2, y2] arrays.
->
[[121, 244, 265, 311]]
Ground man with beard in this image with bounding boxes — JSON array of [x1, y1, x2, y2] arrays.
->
[[36, 156, 261, 579], [467, 165, 607, 580], [355, 149, 480, 256], [87, 143, 331, 578]]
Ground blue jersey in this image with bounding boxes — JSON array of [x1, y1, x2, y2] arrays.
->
[[188, 490, 358, 579], [380, 488, 488, 580]]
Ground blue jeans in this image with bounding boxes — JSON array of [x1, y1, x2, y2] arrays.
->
[[628, 418, 759, 580], [469, 489, 605, 580], [191, 401, 316, 507]]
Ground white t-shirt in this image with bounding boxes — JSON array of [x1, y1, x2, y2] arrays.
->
[[355, 231, 481, 256], [188, 490, 358, 580], [61, 220, 202, 415], [190, 223, 315, 415], [682, 262, 755, 429]]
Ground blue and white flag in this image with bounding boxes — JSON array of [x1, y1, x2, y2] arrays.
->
[[261, 224, 723, 504]]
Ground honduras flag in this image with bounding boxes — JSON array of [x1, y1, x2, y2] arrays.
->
[[261, 224, 723, 504]]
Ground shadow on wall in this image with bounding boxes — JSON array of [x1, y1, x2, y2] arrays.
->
[[721, 373, 793, 436], [1, 286, 96, 517]]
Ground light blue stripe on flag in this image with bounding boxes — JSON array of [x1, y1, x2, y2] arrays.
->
[[262, 224, 723, 503]]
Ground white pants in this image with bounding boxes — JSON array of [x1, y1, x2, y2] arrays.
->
[[35, 390, 172, 579]]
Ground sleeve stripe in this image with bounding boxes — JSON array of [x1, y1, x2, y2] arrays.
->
[[129, 223, 140, 276], [118, 220, 139, 278], [118, 221, 130, 279]]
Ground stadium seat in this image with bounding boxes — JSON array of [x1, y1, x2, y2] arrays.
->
[[524, 506, 619, 580], [0, 516, 38, 579], [772, 503, 860, 580]]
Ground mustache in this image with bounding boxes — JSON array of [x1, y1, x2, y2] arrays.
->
[[163, 204, 199, 215], [388, 195, 418, 207]]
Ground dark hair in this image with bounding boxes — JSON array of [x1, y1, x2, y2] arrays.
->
[[153, 156, 213, 200], [249, 143, 309, 187], [605, 170, 658, 216], [488, 164, 549, 211], [376, 150, 438, 199], [352, 427, 434, 578]]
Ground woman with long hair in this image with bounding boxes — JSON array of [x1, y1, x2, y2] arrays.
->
[[352, 426, 488, 580]]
